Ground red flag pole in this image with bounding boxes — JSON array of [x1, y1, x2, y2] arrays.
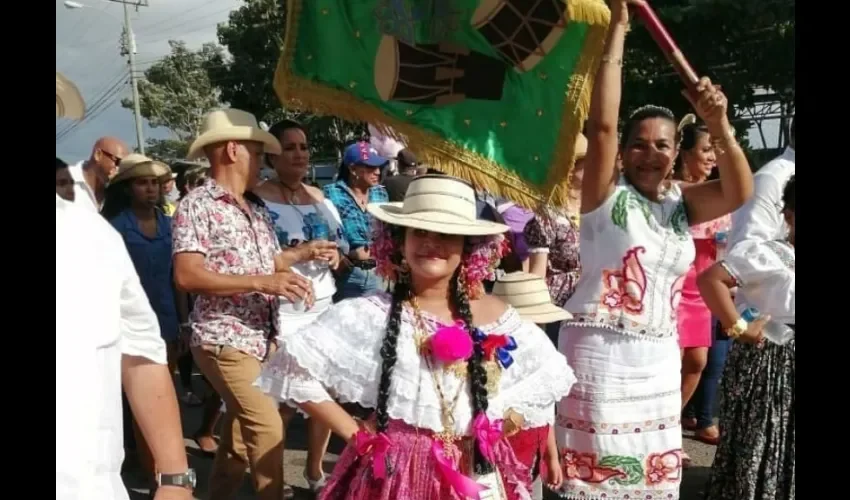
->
[[630, 2, 699, 91]]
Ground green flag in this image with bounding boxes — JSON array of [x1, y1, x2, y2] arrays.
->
[[275, 0, 610, 207]]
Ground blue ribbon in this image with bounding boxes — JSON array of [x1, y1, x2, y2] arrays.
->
[[472, 329, 518, 369]]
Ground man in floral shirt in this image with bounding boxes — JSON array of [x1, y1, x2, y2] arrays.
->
[[172, 109, 335, 500]]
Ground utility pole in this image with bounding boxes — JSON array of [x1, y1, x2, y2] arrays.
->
[[112, 0, 148, 153]]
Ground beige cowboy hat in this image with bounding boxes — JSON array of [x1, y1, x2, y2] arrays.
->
[[574, 132, 588, 160], [493, 272, 572, 324], [110, 154, 172, 185], [187, 108, 282, 160], [56, 72, 85, 120], [368, 175, 509, 236]]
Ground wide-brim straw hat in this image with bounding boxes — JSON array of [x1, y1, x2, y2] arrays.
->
[[493, 271, 572, 324], [56, 72, 85, 120], [187, 108, 282, 160], [368, 175, 509, 236], [110, 154, 172, 186]]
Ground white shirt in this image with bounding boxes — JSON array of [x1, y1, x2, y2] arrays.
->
[[56, 195, 167, 500], [728, 147, 795, 250], [721, 240, 795, 325], [67, 161, 100, 212]]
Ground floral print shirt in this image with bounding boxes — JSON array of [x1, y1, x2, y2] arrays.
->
[[524, 208, 582, 308], [172, 179, 281, 361]]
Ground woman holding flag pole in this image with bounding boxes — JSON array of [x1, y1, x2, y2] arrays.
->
[[552, 0, 754, 498]]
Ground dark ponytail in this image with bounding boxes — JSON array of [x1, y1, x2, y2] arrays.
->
[[452, 272, 494, 475], [375, 277, 409, 432]]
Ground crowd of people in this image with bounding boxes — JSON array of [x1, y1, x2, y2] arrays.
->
[[57, 0, 794, 498]]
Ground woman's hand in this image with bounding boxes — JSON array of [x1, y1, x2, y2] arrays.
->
[[296, 240, 339, 263], [737, 315, 770, 345], [543, 450, 564, 490], [610, 0, 645, 25], [683, 77, 731, 135]]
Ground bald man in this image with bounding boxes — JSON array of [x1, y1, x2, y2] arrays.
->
[[67, 136, 129, 212]]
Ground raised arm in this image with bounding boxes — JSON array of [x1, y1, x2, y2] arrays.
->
[[680, 80, 753, 224], [581, 0, 633, 213]]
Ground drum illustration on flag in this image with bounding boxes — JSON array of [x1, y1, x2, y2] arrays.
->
[[471, 0, 569, 73], [374, 35, 507, 105]]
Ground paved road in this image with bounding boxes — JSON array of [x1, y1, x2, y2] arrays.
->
[[125, 385, 716, 499]]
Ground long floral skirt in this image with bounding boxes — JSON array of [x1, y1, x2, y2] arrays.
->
[[553, 327, 683, 500], [320, 419, 532, 500], [704, 338, 795, 500]]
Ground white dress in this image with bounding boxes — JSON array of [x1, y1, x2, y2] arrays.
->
[[264, 199, 348, 336], [555, 180, 695, 500], [256, 292, 575, 435]]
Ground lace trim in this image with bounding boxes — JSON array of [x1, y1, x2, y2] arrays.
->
[[564, 312, 676, 341], [257, 295, 575, 434]]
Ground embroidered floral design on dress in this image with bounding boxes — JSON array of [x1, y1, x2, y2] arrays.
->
[[561, 449, 644, 486], [669, 274, 686, 320], [600, 247, 647, 314], [645, 449, 682, 484], [610, 186, 689, 238]]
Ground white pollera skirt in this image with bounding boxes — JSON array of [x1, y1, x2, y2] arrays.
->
[[553, 326, 683, 500]]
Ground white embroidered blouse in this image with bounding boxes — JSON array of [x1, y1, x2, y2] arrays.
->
[[255, 292, 576, 436], [722, 240, 795, 325], [563, 180, 696, 340]]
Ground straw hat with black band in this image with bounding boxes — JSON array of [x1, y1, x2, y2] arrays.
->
[[493, 272, 572, 324], [109, 154, 172, 186], [367, 175, 509, 236], [187, 109, 282, 160], [56, 72, 85, 120]]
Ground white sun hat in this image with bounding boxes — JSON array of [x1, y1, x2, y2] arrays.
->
[[56, 72, 85, 120], [367, 175, 509, 236], [493, 271, 572, 324], [187, 108, 282, 160]]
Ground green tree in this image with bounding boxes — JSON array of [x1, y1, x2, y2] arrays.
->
[[207, 0, 365, 158], [621, 0, 794, 148], [123, 40, 223, 159], [144, 138, 190, 161]]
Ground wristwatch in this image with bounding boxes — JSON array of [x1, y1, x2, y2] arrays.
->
[[156, 469, 197, 489]]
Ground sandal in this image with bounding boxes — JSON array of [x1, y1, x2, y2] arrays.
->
[[192, 434, 219, 455], [694, 425, 721, 446], [681, 451, 693, 469], [304, 470, 328, 493], [681, 417, 698, 431]]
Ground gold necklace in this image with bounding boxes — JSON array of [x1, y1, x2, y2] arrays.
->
[[409, 297, 469, 380], [409, 297, 466, 458]]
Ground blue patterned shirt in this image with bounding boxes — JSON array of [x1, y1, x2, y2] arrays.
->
[[323, 180, 388, 250]]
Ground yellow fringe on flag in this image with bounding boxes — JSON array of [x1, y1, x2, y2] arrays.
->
[[274, 0, 611, 210]]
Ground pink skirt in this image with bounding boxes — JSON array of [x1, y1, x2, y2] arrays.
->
[[320, 419, 531, 500], [677, 239, 715, 348]]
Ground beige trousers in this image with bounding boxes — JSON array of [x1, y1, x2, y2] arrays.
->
[[192, 344, 284, 500]]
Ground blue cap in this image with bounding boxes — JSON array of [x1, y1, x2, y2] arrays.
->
[[343, 141, 389, 168]]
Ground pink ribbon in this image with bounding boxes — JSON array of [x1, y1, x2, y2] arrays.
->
[[431, 440, 488, 499], [473, 414, 503, 463], [355, 431, 393, 479]]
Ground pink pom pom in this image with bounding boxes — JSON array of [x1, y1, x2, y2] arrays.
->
[[430, 324, 473, 364]]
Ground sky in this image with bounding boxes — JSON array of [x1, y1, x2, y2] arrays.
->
[[55, 0, 241, 161], [56, 0, 784, 162]]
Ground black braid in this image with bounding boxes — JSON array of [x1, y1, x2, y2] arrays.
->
[[375, 278, 409, 432], [452, 272, 494, 475]]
